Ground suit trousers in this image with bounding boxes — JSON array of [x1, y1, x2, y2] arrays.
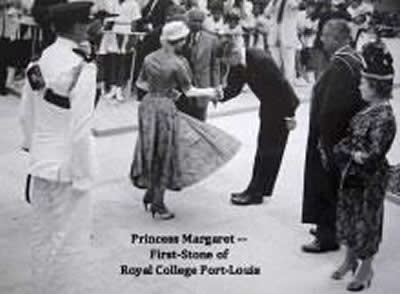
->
[[246, 116, 289, 196], [269, 45, 296, 85], [30, 177, 92, 294], [0, 37, 10, 91]]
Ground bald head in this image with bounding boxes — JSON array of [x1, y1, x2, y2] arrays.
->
[[321, 19, 352, 54]]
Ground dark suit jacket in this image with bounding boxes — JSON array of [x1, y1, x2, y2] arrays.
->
[[302, 45, 366, 224], [222, 48, 299, 123], [140, 0, 174, 29]]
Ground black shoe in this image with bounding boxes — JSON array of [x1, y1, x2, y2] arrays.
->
[[301, 239, 340, 253], [231, 192, 263, 206], [0, 88, 8, 96], [232, 190, 270, 199]]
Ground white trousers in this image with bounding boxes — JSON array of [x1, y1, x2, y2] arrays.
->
[[31, 177, 92, 294], [269, 45, 296, 85]]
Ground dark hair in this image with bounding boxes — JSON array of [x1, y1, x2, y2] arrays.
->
[[365, 78, 393, 99]]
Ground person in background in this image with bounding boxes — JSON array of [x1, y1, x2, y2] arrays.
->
[[223, 8, 245, 49], [132, 3, 186, 89], [312, 0, 351, 79], [203, 1, 225, 35], [0, 0, 13, 95], [19, 2, 98, 293], [296, 0, 318, 83], [347, 0, 373, 50], [139, 0, 174, 31], [176, 8, 221, 121], [219, 39, 299, 205], [98, 0, 142, 103], [332, 40, 396, 292], [301, 19, 366, 253], [264, 0, 301, 86], [130, 21, 240, 220]]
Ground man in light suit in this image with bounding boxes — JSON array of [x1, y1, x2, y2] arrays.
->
[[176, 8, 221, 121], [264, 0, 300, 85]]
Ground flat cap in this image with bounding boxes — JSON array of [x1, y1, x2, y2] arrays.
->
[[49, 1, 94, 24]]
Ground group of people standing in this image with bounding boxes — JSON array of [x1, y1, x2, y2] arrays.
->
[[17, 0, 399, 293]]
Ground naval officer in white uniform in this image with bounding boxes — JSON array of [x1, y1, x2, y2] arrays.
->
[[19, 2, 98, 293]]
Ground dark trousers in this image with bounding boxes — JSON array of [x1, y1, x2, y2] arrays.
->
[[0, 37, 10, 91], [101, 53, 133, 89], [246, 117, 289, 196]]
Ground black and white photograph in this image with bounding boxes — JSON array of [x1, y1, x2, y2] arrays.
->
[[1, 0, 400, 293]]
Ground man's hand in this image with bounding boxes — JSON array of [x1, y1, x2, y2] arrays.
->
[[284, 117, 297, 131]]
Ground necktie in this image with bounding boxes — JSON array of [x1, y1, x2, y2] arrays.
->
[[277, 0, 287, 24]]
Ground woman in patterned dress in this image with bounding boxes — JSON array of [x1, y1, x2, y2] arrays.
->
[[331, 40, 397, 291], [130, 21, 240, 220]]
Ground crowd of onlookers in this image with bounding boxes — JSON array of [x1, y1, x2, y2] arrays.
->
[[1, 0, 399, 98]]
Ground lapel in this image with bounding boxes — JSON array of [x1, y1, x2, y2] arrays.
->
[[191, 31, 205, 65]]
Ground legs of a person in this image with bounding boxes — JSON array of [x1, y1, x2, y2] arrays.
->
[[31, 177, 91, 294], [246, 119, 288, 196], [332, 246, 358, 279], [0, 38, 9, 94], [281, 46, 296, 85]]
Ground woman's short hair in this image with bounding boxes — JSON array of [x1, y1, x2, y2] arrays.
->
[[361, 40, 395, 99]]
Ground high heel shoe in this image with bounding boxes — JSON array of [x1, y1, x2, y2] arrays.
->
[[142, 191, 153, 211], [150, 204, 175, 220], [346, 270, 373, 292], [331, 260, 359, 280]]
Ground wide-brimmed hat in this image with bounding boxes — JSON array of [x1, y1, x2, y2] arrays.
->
[[361, 40, 395, 81], [161, 21, 190, 42]]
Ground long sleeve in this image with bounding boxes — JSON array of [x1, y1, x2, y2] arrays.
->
[[221, 64, 247, 102], [69, 62, 97, 191], [209, 37, 220, 87]]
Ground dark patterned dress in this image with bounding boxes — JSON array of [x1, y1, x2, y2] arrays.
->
[[130, 49, 240, 191], [333, 102, 397, 259]]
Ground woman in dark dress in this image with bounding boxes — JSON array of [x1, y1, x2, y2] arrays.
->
[[131, 21, 240, 220], [331, 40, 397, 291]]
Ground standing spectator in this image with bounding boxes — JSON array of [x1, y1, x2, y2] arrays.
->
[[176, 8, 221, 121], [132, 4, 186, 87], [0, 0, 13, 95], [301, 19, 366, 253], [98, 0, 142, 103], [296, 0, 318, 83], [264, 0, 301, 85], [332, 40, 396, 291], [203, 1, 225, 35], [312, 0, 351, 79], [220, 41, 299, 205], [19, 2, 98, 293], [139, 0, 174, 31], [347, 0, 373, 50]]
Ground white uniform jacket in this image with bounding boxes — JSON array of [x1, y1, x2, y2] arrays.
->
[[19, 37, 97, 191]]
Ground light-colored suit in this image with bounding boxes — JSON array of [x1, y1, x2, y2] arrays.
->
[[264, 0, 300, 84], [178, 30, 220, 121]]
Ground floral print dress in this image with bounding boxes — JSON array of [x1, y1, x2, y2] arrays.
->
[[333, 102, 397, 258], [130, 49, 240, 191]]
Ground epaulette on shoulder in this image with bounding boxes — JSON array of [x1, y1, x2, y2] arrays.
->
[[72, 47, 96, 63]]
